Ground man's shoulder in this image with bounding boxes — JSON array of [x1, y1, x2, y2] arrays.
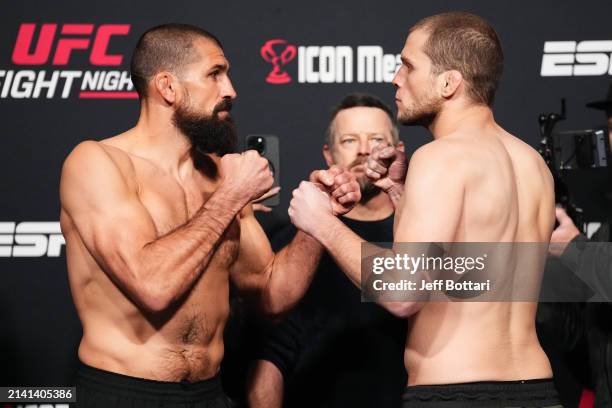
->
[[61, 138, 139, 200], [499, 131, 552, 180], [501, 131, 542, 160], [409, 138, 469, 175], [64, 138, 135, 176]]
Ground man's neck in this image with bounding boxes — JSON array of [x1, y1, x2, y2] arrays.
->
[[130, 103, 195, 179], [344, 191, 394, 222], [429, 102, 495, 139]]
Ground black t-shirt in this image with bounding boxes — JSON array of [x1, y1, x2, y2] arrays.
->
[[258, 214, 407, 408]]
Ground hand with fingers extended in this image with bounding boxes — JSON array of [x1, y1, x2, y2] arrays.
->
[[220, 151, 275, 206], [308, 166, 361, 215], [366, 143, 408, 193]]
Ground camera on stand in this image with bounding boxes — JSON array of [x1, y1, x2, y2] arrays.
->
[[538, 99, 612, 232]]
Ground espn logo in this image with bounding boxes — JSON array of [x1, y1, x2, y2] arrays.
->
[[541, 41, 612, 76], [0, 222, 65, 257]]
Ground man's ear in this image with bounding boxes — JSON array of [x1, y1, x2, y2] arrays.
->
[[396, 141, 405, 152], [153, 71, 179, 105], [440, 70, 462, 99], [323, 144, 335, 167]]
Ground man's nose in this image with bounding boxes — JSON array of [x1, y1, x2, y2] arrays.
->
[[358, 141, 369, 155], [392, 69, 402, 89], [223, 77, 237, 100]]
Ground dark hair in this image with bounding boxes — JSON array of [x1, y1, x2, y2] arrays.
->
[[411, 12, 503, 106], [130, 23, 222, 98], [326, 93, 398, 146]]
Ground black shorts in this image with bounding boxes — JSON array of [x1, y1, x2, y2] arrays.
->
[[74, 361, 233, 408], [402, 379, 562, 408]]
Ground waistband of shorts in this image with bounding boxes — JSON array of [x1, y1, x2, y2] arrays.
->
[[403, 378, 559, 402], [76, 360, 223, 400]]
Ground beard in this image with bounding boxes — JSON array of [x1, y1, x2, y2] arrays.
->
[[358, 175, 381, 203], [347, 157, 382, 204], [397, 91, 443, 127], [172, 97, 238, 160]]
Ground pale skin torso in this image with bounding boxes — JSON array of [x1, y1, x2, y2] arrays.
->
[[62, 135, 237, 381], [60, 125, 333, 383], [284, 25, 561, 386], [394, 124, 555, 385]]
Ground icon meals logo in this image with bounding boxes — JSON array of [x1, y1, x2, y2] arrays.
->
[[541, 40, 612, 76], [261, 39, 297, 84], [0, 222, 65, 257], [0, 23, 137, 99], [261, 39, 401, 84]]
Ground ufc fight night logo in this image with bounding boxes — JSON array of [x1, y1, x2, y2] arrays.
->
[[0, 23, 137, 99], [261, 39, 401, 84], [0, 222, 65, 257], [541, 41, 612, 76]]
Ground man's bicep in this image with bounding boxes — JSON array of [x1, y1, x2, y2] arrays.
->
[[395, 148, 464, 242], [60, 142, 157, 276]]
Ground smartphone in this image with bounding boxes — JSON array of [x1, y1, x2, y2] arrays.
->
[[245, 134, 280, 206]]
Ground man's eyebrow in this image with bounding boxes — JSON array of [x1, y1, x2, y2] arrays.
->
[[209, 63, 229, 72], [340, 132, 385, 137]]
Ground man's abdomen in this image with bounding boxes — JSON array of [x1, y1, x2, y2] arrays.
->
[[75, 268, 231, 382]]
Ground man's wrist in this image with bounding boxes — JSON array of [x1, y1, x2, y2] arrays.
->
[[385, 182, 403, 194], [314, 215, 343, 249], [217, 183, 252, 209], [385, 183, 404, 206]]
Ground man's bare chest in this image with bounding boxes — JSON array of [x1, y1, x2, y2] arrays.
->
[[123, 157, 240, 267]]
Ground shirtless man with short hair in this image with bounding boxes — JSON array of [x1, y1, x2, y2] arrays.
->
[[288, 12, 563, 407], [60, 24, 359, 407]]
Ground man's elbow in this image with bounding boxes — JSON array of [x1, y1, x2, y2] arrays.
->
[[258, 283, 299, 323], [111, 259, 175, 313], [261, 296, 292, 323], [384, 301, 421, 318], [135, 288, 172, 313], [131, 278, 176, 314], [257, 265, 295, 321]]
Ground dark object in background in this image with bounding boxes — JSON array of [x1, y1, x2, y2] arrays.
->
[[245, 135, 280, 207], [553, 128, 612, 223], [538, 100, 612, 227], [586, 83, 612, 112], [554, 129, 609, 170]]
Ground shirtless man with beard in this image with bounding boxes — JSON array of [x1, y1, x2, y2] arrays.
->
[[288, 12, 563, 407], [59, 24, 359, 408]]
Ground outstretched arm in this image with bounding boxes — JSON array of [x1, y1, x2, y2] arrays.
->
[[230, 168, 360, 316], [288, 143, 464, 317], [230, 204, 324, 317]]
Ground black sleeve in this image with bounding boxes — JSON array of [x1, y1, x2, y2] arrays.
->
[[253, 310, 304, 380], [560, 234, 612, 302]]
